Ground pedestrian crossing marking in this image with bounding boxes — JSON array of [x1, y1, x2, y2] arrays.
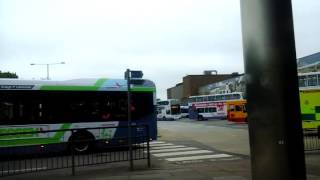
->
[[145, 141, 237, 163], [153, 150, 212, 157], [166, 154, 233, 162], [151, 145, 186, 150], [143, 141, 166, 145], [149, 143, 174, 147], [149, 147, 198, 153]]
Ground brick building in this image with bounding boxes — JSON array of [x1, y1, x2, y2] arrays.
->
[[167, 72, 240, 103]]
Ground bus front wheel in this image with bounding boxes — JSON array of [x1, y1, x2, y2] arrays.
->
[[69, 130, 95, 153], [198, 115, 204, 121]]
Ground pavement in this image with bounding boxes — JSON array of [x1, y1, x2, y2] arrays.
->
[[2, 147, 319, 180], [1, 155, 252, 180]]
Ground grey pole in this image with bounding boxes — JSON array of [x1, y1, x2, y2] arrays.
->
[[126, 69, 134, 170], [240, 0, 306, 180]]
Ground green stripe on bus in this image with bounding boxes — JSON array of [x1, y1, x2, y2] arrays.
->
[[131, 87, 155, 92], [40, 78, 108, 91], [94, 78, 108, 87], [0, 123, 71, 147]]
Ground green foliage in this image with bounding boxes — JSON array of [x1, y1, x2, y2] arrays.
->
[[0, 71, 18, 78]]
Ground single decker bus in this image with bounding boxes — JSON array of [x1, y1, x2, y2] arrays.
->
[[0, 77, 157, 153]]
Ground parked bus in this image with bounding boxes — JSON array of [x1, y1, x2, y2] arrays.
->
[[226, 100, 247, 123], [0, 78, 157, 153], [156, 99, 181, 120], [180, 106, 189, 118], [298, 72, 320, 129], [188, 92, 244, 120]]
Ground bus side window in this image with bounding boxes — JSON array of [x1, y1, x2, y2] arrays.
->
[[166, 110, 171, 114], [0, 102, 14, 123], [242, 105, 247, 112], [235, 105, 242, 112], [229, 105, 235, 112], [197, 108, 204, 113]]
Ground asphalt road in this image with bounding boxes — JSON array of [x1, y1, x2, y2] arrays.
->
[[157, 118, 250, 156]]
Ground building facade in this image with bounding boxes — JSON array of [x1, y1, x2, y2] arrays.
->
[[167, 72, 240, 103]]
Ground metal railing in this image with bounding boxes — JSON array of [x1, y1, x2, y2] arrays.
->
[[304, 127, 320, 151], [0, 125, 151, 177]]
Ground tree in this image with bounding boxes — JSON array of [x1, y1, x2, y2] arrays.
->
[[0, 71, 18, 78]]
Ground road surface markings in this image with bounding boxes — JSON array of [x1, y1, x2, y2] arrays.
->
[[149, 147, 198, 153], [3, 167, 48, 173], [146, 141, 236, 163], [149, 143, 174, 147], [152, 150, 212, 157], [151, 145, 186, 150], [166, 154, 233, 162], [143, 141, 166, 145]]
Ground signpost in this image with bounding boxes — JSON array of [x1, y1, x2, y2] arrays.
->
[[124, 69, 143, 170]]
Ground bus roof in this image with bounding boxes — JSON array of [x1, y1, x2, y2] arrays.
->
[[0, 78, 155, 92]]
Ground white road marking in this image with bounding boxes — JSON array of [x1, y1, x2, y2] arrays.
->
[[150, 143, 174, 147], [145, 147, 198, 153], [149, 147, 199, 153], [151, 145, 186, 150], [153, 150, 212, 157], [143, 141, 166, 145], [3, 167, 48, 173], [166, 154, 233, 162]]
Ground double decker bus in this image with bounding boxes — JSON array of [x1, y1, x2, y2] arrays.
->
[[0, 77, 157, 153], [298, 72, 320, 129], [156, 99, 181, 120], [188, 92, 244, 120]]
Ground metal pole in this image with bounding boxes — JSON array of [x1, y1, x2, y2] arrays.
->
[[127, 69, 134, 170], [240, 0, 306, 179], [46, 64, 49, 80], [146, 125, 151, 168], [71, 130, 75, 176]]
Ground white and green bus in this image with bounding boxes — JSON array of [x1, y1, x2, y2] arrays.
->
[[0, 78, 157, 153]]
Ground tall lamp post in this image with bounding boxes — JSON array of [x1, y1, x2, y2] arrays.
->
[[30, 62, 65, 80]]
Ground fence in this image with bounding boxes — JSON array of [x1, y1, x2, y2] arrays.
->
[[304, 127, 320, 151], [0, 125, 151, 177]]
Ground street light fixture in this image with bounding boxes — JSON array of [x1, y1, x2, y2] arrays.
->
[[30, 62, 65, 80]]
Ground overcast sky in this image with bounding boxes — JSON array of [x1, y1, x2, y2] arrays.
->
[[1, 0, 319, 99]]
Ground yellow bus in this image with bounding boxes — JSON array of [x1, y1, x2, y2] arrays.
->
[[226, 100, 247, 123]]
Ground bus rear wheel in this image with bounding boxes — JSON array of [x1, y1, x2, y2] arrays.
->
[[69, 131, 95, 153]]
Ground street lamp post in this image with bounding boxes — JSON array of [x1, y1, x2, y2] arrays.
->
[[30, 62, 65, 80]]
